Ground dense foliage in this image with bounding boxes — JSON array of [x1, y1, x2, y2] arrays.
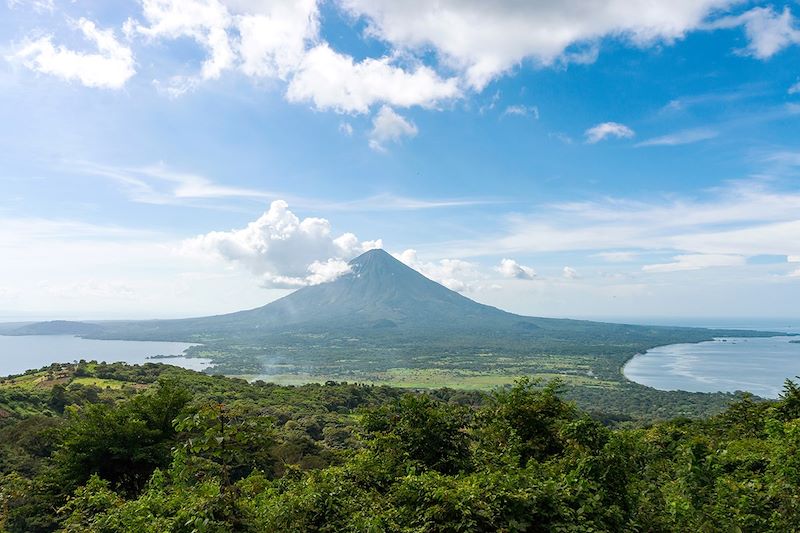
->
[[2, 362, 800, 532]]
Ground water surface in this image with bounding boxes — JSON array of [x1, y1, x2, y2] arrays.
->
[[624, 336, 800, 398], [0, 335, 209, 376]]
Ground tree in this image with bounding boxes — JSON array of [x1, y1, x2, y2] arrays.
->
[[47, 385, 68, 414], [174, 402, 275, 487], [478, 378, 576, 465], [361, 394, 471, 475], [54, 380, 190, 495]]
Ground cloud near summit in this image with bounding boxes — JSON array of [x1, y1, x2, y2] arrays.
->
[[183, 200, 381, 288]]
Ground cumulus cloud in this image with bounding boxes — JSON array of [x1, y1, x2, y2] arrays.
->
[[126, 0, 460, 109], [368, 106, 418, 151], [183, 200, 382, 288], [562, 266, 579, 279], [236, 0, 319, 80], [584, 122, 635, 143], [17, 0, 743, 103], [709, 6, 800, 59], [14, 0, 762, 118], [12, 18, 135, 89], [128, 0, 234, 80], [790, 81, 800, 95], [129, 0, 317, 88], [496, 258, 536, 280], [636, 128, 718, 147], [642, 254, 746, 273], [341, 0, 735, 88], [286, 44, 459, 113], [395, 249, 478, 292]]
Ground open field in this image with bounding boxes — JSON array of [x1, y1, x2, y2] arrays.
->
[[237, 367, 620, 390]]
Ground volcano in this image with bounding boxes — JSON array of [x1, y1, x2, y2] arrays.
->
[[10, 249, 768, 351], [88, 248, 535, 339]]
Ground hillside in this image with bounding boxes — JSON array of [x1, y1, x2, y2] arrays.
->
[[2, 362, 800, 532]]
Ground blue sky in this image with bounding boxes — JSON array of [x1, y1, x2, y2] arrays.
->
[[1, 0, 799, 322]]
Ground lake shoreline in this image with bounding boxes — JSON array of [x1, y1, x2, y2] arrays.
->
[[0, 335, 210, 377], [622, 335, 800, 398]]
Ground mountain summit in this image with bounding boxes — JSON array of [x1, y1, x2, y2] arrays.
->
[[13, 248, 524, 340], [204, 248, 514, 333]]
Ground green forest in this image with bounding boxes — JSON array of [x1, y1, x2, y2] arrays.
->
[[2, 361, 800, 532]]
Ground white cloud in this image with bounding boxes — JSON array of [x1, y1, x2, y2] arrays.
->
[[76, 161, 496, 212], [153, 75, 200, 99], [342, 0, 735, 89], [442, 180, 800, 264], [12, 18, 135, 89], [236, 0, 319, 80], [789, 255, 800, 263], [286, 43, 459, 113], [562, 266, 579, 279], [314, 194, 498, 212], [368, 106, 418, 151], [636, 128, 718, 147], [496, 258, 536, 280], [642, 253, 745, 273], [709, 6, 800, 59], [338, 122, 354, 136], [584, 122, 635, 143], [182, 200, 382, 287], [394, 249, 479, 292], [502, 105, 539, 119], [130, 0, 234, 80], [127, 1, 461, 111], [127, 0, 321, 90], [76, 161, 273, 205], [7, 0, 54, 12], [789, 81, 800, 95], [789, 268, 800, 278], [14, 0, 752, 116]]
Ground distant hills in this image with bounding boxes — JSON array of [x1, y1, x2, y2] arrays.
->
[[12, 320, 105, 337], [2, 252, 660, 334], [4, 249, 780, 378], [6, 249, 776, 343]]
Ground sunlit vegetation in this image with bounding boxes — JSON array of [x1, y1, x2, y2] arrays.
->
[[2, 362, 800, 531]]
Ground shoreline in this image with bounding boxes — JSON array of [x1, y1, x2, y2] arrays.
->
[[620, 335, 799, 398]]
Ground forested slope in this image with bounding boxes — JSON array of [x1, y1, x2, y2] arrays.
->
[[2, 362, 800, 532]]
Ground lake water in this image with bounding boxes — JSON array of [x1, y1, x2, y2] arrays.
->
[[0, 335, 210, 377], [624, 335, 800, 398]]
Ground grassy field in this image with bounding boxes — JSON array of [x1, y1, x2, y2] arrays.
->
[[1, 369, 137, 391], [236, 367, 620, 390], [70, 376, 130, 389]]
